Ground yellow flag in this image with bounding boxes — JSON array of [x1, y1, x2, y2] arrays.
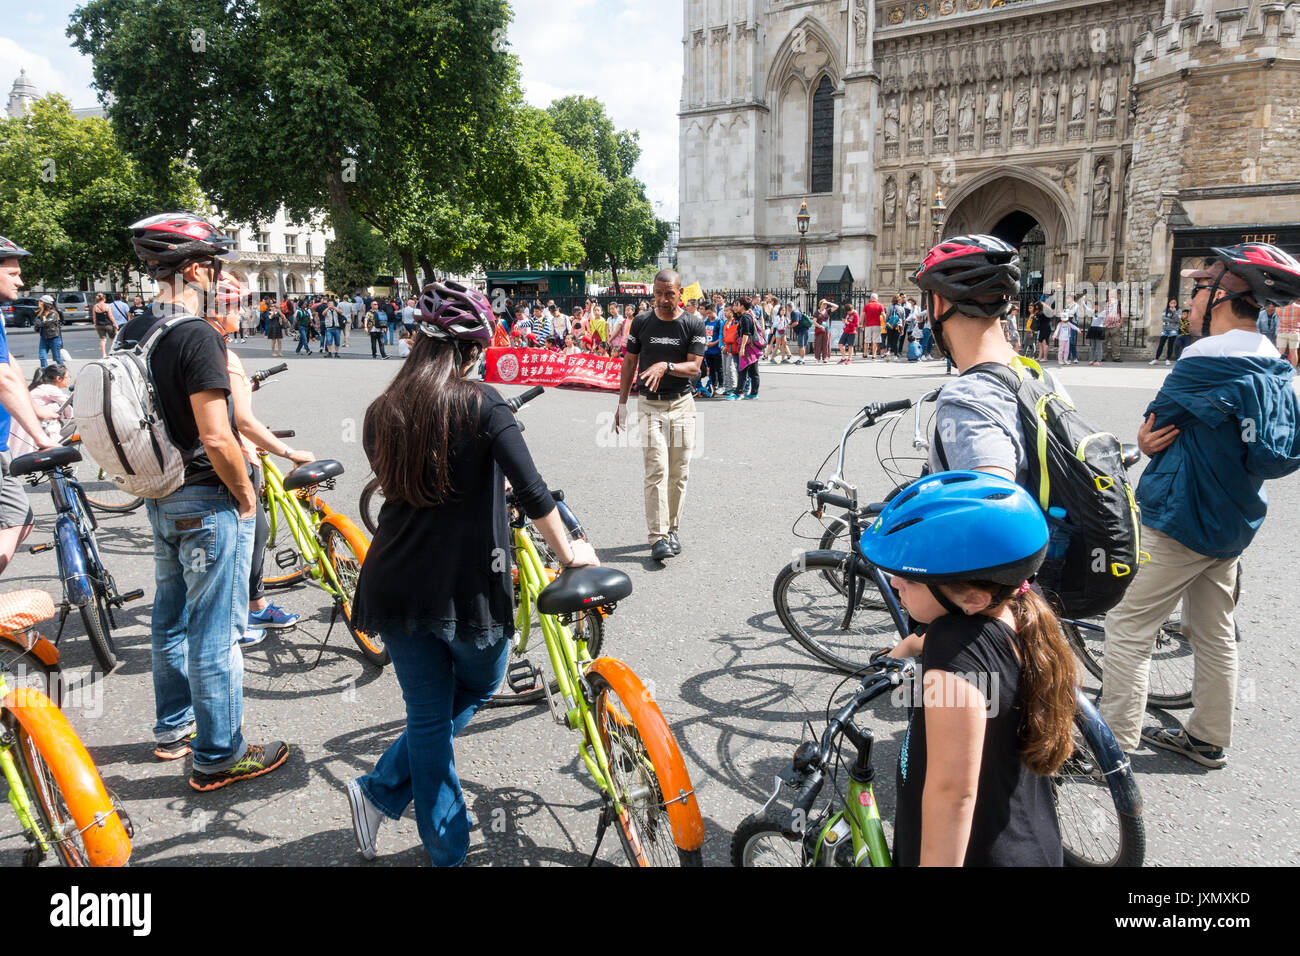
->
[[681, 281, 703, 302]]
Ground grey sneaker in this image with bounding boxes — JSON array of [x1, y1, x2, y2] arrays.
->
[[347, 778, 385, 859], [668, 531, 681, 555], [1141, 726, 1226, 768]]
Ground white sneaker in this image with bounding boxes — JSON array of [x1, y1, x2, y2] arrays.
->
[[347, 778, 385, 860], [1165, 360, 1171, 366]]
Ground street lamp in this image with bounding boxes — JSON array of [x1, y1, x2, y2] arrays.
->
[[306, 238, 315, 293], [793, 200, 812, 295], [276, 256, 285, 300], [930, 188, 946, 243]]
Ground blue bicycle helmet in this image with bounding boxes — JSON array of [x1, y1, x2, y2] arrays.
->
[[860, 471, 1048, 613]]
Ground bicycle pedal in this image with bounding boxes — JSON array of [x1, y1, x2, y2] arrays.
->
[[119, 589, 145, 603], [274, 549, 300, 570], [505, 659, 540, 694], [28, 543, 52, 554]]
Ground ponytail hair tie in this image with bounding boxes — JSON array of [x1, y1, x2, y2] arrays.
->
[[1017, 580, 1031, 596]]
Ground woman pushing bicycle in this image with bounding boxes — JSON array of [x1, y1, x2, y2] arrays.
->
[[346, 280, 597, 866], [859, 471, 1079, 866]]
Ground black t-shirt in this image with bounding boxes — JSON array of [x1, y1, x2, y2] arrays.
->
[[893, 613, 1063, 867], [116, 309, 243, 487], [625, 310, 707, 398], [353, 384, 556, 639]]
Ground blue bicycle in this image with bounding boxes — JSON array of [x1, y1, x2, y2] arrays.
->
[[10, 444, 143, 673]]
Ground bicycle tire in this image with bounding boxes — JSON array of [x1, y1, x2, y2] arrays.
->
[[6, 689, 131, 866], [0, 640, 61, 708], [71, 462, 144, 514], [1062, 615, 1194, 710], [731, 811, 806, 867], [586, 666, 704, 867], [487, 607, 604, 706], [261, 492, 308, 589], [78, 592, 117, 674], [320, 522, 388, 666], [1053, 724, 1145, 867], [359, 478, 384, 537], [774, 551, 899, 675]]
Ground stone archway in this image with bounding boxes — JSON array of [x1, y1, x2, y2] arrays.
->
[[942, 170, 1076, 295]]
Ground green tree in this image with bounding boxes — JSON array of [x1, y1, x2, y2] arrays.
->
[[322, 216, 391, 295], [0, 94, 202, 288], [546, 96, 669, 288]]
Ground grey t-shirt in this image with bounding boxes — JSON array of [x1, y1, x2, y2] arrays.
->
[[930, 366, 1072, 486]]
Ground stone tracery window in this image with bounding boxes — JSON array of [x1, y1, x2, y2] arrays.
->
[[810, 76, 835, 193]]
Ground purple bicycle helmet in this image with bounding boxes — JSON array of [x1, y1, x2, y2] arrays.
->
[[0, 236, 31, 260], [416, 280, 493, 346]]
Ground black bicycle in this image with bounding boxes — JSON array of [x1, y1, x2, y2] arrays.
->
[[774, 398, 1145, 867], [9, 444, 144, 673]]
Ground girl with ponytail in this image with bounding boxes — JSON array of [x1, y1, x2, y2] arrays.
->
[[859, 471, 1078, 866]]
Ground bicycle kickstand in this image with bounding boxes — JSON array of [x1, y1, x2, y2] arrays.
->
[[307, 604, 341, 671], [52, 604, 72, 647], [586, 803, 614, 867]]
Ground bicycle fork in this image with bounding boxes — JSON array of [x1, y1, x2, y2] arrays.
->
[[0, 738, 52, 859]]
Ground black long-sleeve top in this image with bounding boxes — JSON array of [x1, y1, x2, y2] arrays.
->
[[352, 383, 556, 643]]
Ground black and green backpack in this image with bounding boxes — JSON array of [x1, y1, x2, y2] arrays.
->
[[938, 356, 1143, 618]]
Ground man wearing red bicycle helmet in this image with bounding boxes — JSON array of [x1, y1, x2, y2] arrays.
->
[[118, 211, 290, 789], [1101, 242, 1300, 768]]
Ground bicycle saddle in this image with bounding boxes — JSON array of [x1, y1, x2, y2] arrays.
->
[[537, 566, 632, 615], [7, 445, 81, 477], [0, 589, 56, 634], [282, 459, 344, 491]]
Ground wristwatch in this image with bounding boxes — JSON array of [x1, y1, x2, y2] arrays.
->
[[666, 362, 675, 375]]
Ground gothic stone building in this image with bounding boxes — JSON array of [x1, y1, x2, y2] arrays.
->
[[678, 0, 1300, 331]]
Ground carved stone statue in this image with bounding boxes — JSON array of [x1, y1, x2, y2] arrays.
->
[[909, 94, 925, 139], [854, 0, 868, 42], [883, 176, 898, 225], [1092, 161, 1111, 215], [1099, 69, 1118, 117], [1013, 83, 1030, 127], [959, 89, 975, 133], [884, 96, 900, 143], [1041, 77, 1059, 122], [906, 177, 921, 224], [1070, 77, 1087, 122], [934, 89, 950, 136], [985, 83, 1001, 126]]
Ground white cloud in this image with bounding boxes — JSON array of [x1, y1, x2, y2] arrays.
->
[[0, 34, 99, 111], [509, 0, 681, 222]]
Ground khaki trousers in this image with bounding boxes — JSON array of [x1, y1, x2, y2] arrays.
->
[[1104, 325, 1123, 361], [1099, 526, 1240, 752], [638, 393, 696, 545]]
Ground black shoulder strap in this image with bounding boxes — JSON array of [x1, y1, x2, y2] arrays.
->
[[934, 360, 1034, 471]]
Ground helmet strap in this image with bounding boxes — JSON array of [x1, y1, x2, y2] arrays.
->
[[927, 584, 966, 616]]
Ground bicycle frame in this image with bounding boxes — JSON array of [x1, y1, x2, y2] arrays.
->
[[261, 457, 348, 599]]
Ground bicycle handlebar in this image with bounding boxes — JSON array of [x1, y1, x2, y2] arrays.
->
[[866, 398, 913, 417], [507, 386, 545, 413], [251, 363, 288, 391]]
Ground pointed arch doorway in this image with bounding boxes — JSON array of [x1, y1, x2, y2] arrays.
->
[[990, 211, 1046, 317]]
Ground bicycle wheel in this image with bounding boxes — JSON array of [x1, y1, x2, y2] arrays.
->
[[69, 461, 144, 514], [774, 551, 900, 674], [1052, 726, 1145, 867], [321, 523, 388, 666], [732, 811, 806, 867], [587, 668, 704, 867], [261, 493, 308, 589], [1063, 613, 1194, 710], [7, 691, 132, 867], [359, 478, 384, 537], [487, 606, 603, 706], [78, 592, 117, 674], [0, 641, 61, 707]]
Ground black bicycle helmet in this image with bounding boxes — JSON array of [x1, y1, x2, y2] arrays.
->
[[0, 236, 31, 260], [910, 234, 1021, 321], [127, 211, 239, 279]]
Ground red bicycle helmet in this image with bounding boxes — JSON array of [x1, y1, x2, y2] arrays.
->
[[1211, 243, 1300, 309], [128, 211, 239, 279], [417, 280, 493, 346], [911, 234, 1021, 320]]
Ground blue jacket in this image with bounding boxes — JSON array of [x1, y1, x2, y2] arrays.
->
[[1137, 354, 1300, 558], [1258, 309, 1279, 337]]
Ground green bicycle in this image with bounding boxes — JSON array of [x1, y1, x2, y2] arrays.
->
[[498, 388, 704, 866]]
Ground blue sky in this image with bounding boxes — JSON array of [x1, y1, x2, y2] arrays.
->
[[0, 1, 683, 220]]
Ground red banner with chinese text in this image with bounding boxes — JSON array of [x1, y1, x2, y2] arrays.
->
[[484, 347, 625, 392]]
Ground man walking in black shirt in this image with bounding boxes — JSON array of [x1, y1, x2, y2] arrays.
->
[[614, 270, 706, 562]]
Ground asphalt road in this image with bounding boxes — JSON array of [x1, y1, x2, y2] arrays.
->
[[3, 325, 1296, 866]]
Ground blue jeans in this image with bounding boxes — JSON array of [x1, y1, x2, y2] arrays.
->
[[921, 328, 933, 356], [295, 327, 310, 353], [324, 328, 340, 349], [38, 336, 63, 367], [385, 324, 396, 345], [145, 484, 255, 772], [358, 624, 508, 866]]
